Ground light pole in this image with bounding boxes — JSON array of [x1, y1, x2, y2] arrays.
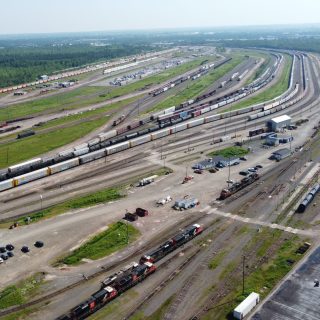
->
[[40, 194, 43, 211]]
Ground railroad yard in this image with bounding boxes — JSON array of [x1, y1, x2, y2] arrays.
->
[[0, 42, 320, 320]]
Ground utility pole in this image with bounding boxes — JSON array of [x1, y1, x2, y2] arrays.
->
[[40, 194, 43, 211], [228, 157, 231, 183], [6, 147, 9, 164], [242, 255, 246, 295]]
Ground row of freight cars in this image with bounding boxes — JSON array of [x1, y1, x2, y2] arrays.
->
[[0, 63, 297, 191], [56, 223, 204, 320], [297, 183, 320, 213], [150, 62, 216, 96], [0, 53, 293, 190], [0, 49, 175, 94]]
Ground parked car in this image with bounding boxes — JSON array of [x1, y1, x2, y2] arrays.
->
[[0, 258, 3, 264], [0, 247, 6, 253], [232, 161, 240, 166], [255, 164, 263, 169], [135, 208, 149, 217], [240, 156, 248, 161], [248, 167, 257, 173], [239, 170, 249, 176], [0, 254, 8, 260], [34, 241, 44, 248], [7, 251, 14, 258], [6, 244, 14, 251], [194, 169, 203, 174], [226, 180, 234, 184], [21, 246, 30, 253]]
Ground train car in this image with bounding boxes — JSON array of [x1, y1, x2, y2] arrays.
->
[[79, 149, 106, 164], [151, 128, 170, 140], [170, 123, 188, 133], [0, 179, 14, 192], [105, 141, 130, 155], [130, 135, 152, 147], [126, 132, 138, 140], [140, 240, 175, 264], [49, 158, 80, 174], [88, 138, 100, 147], [74, 143, 88, 151], [8, 158, 42, 174], [73, 147, 90, 157], [187, 118, 205, 128], [13, 168, 49, 186], [98, 130, 118, 142]]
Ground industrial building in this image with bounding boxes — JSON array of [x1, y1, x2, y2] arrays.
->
[[268, 115, 291, 131], [265, 133, 294, 146], [270, 148, 292, 161], [192, 156, 240, 170]]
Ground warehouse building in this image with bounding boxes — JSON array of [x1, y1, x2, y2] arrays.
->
[[192, 156, 240, 170], [270, 148, 291, 161], [268, 115, 291, 132], [265, 133, 294, 146]]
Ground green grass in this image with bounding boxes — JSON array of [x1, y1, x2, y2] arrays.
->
[[202, 233, 304, 320], [207, 146, 249, 158], [0, 117, 107, 169], [0, 187, 123, 228], [0, 57, 212, 122], [61, 221, 140, 265], [129, 295, 175, 320], [33, 96, 139, 131], [209, 250, 227, 270], [149, 55, 246, 113], [226, 54, 293, 112], [0, 273, 45, 310], [0, 308, 38, 320]]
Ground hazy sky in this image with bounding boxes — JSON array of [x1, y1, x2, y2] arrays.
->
[[1, 0, 320, 34]]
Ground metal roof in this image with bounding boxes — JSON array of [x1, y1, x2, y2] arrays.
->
[[272, 148, 291, 156], [270, 115, 291, 124]]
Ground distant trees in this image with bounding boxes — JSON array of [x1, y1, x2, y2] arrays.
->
[[0, 44, 155, 88]]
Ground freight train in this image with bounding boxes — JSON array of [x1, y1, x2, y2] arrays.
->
[[297, 183, 320, 213], [56, 223, 203, 320], [0, 53, 300, 192], [219, 173, 260, 200]]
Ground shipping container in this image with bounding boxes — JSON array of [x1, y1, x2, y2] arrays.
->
[[233, 292, 260, 319], [49, 158, 80, 174], [88, 138, 100, 147], [74, 143, 88, 151], [170, 123, 187, 133]]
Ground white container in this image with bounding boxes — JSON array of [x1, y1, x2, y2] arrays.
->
[[74, 143, 88, 151], [98, 130, 117, 142], [233, 292, 260, 319], [171, 123, 187, 133], [49, 158, 80, 174]]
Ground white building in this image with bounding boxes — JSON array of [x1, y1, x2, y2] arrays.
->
[[268, 115, 291, 132]]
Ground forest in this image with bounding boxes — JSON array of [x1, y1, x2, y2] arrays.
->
[[0, 42, 156, 88]]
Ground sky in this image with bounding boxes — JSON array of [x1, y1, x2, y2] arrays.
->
[[1, 0, 320, 34]]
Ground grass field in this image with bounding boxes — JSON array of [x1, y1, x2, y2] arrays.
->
[[61, 221, 140, 265], [0, 57, 213, 122], [0, 117, 107, 168], [207, 146, 249, 158], [0, 187, 123, 228], [208, 250, 227, 270], [0, 273, 45, 310], [226, 54, 293, 112], [149, 55, 246, 113], [202, 230, 304, 320]]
